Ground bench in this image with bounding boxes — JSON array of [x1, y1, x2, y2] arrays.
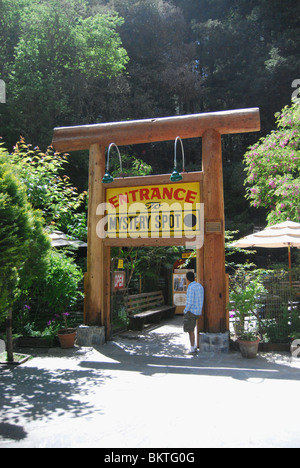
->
[[126, 291, 176, 331]]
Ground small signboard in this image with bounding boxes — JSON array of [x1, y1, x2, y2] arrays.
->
[[112, 271, 126, 291], [182, 252, 193, 259]]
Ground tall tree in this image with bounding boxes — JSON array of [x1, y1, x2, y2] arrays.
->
[[0, 0, 128, 148], [188, 0, 300, 129], [108, 0, 202, 118], [106, 0, 203, 174]]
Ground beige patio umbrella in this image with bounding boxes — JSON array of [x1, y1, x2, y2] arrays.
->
[[47, 229, 87, 248], [230, 220, 300, 287]]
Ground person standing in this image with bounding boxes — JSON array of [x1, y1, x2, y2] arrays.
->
[[183, 271, 204, 354]]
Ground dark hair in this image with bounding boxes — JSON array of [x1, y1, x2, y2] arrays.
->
[[186, 271, 195, 282]]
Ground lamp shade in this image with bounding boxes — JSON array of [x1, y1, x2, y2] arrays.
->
[[102, 171, 114, 184], [170, 168, 183, 182]]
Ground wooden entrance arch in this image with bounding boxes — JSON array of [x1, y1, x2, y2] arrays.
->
[[52, 108, 260, 339]]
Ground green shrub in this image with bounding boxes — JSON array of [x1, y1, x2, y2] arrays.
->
[[0, 148, 50, 322], [0, 147, 50, 360], [19, 250, 83, 325], [262, 307, 300, 343]]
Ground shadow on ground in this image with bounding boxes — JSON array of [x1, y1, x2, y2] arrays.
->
[[81, 319, 300, 382], [1, 316, 300, 444], [0, 357, 109, 442]]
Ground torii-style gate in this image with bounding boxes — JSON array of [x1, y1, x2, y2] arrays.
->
[[52, 108, 260, 339]]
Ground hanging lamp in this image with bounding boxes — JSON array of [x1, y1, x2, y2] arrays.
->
[[102, 143, 123, 184], [170, 136, 185, 182]]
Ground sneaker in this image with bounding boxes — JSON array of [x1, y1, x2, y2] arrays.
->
[[186, 347, 197, 355]]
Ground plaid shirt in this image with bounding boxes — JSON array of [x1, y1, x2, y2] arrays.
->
[[184, 281, 204, 316]]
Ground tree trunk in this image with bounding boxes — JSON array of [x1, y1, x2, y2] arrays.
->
[[6, 308, 14, 363]]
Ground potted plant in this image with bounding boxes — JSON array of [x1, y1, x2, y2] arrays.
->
[[56, 313, 77, 349], [237, 328, 261, 359], [36, 251, 83, 349], [46, 312, 77, 349], [229, 268, 267, 358]]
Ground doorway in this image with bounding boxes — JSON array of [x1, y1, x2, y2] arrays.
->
[[109, 245, 201, 337]]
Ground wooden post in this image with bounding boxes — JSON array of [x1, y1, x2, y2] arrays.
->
[[202, 129, 227, 333], [85, 144, 105, 326], [103, 245, 111, 339], [196, 246, 204, 345]]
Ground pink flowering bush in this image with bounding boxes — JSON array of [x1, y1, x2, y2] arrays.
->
[[244, 98, 300, 224]]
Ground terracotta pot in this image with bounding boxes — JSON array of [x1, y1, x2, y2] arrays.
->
[[57, 328, 77, 349], [237, 337, 260, 358]]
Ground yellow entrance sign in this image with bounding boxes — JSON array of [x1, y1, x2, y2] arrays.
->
[[105, 182, 201, 239]]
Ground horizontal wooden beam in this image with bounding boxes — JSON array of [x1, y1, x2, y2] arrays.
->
[[52, 108, 260, 152], [103, 237, 199, 247], [104, 171, 203, 189]]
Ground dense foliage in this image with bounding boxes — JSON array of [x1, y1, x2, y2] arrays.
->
[[0, 0, 128, 145], [10, 139, 87, 240], [244, 98, 300, 225], [0, 140, 83, 346], [0, 145, 50, 323], [1, 0, 299, 233]]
